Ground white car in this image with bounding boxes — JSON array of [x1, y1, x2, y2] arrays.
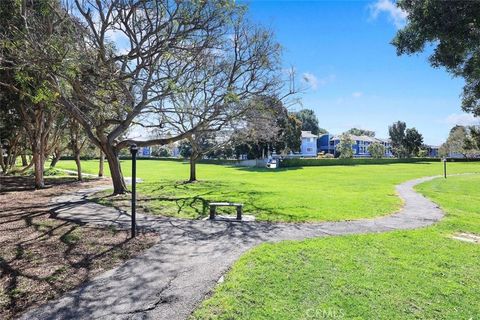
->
[[266, 159, 278, 169]]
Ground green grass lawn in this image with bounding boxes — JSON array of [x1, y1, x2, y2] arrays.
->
[[56, 159, 480, 222], [191, 174, 480, 319]]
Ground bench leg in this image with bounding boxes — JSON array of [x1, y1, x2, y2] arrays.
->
[[209, 206, 216, 220], [236, 206, 242, 220]]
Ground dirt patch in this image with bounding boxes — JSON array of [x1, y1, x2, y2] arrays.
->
[[0, 177, 158, 319]]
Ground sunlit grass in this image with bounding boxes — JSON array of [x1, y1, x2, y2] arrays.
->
[[192, 174, 480, 319], [56, 159, 480, 222]]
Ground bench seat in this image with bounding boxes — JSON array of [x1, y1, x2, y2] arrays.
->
[[209, 202, 243, 220], [209, 202, 243, 206]]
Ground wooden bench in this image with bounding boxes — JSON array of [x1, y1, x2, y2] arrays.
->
[[209, 202, 243, 220]]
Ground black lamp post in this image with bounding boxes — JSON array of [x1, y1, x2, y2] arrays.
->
[[130, 144, 138, 238], [442, 157, 447, 179]]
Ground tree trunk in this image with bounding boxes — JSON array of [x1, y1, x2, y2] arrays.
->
[[21, 154, 28, 166], [0, 151, 6, 175], [50, 152, 61, 167], [32, 144, 44, 189], [98, 151, 104, 177], [189, 155, 197, 182], [102, 144, 127, 194], [9, 155, 17, 167], [74, 152, 82, 181]]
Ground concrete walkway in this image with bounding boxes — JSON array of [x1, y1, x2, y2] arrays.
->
[[22, 176, 445, 320]]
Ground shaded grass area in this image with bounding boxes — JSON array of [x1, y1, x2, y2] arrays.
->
[[57, 160, 480, 222], [192, 174, 480, 319], [0, 178, 158, 319], [0, 169, 93, 193]]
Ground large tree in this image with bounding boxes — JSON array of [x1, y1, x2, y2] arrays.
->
[[393, 1, 480, 116], [405, 127, 423, 157], [3, 0, 272, 194], [294, 109, 325, 135], [233, 106, 280, 160], [0, 0, 67, 187], [388, 121, 424, 158], [0, 84, 27, 175], [337, 133, 354, 159], [159, 16, 283, 181], [469, 126, 480, 150], [274, 114, 302, 155], [388, 121, 407, 158], [233, 97, 301, 160], [440, 125, 480, 158], [440, 126, 468, 158]]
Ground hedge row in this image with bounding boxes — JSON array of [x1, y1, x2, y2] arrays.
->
[[60, 155, 239, 165], [118, 156, 239, 165], [280, 157, 480, 168], [58, 156, 480, 168], [58, 155, 184, 162]]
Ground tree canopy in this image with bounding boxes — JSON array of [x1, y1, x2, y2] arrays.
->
[[294, 109, 325, 135], [337, 133, 354, 159], [233, 97, 301, 159], [405, 128, 423, 157], [368, 142, 385, 159], [346, 128, 375, 137], [0, 0, 287, 193], [393, 0, 480, 116], [440, 125, 480, 158], [388, 121, 424, 158]]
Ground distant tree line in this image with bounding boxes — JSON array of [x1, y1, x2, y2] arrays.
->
[[440, 125, 480, 158]]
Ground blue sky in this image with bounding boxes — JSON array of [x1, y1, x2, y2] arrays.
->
[[243, 0, 479, 145]]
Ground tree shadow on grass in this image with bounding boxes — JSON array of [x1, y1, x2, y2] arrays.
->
[[89, 179, 278, 220], [0, 176, 84, 193]]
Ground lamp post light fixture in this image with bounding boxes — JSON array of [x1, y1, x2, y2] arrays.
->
[[442, 157, 447, 179], [130, 144, 139, 238]]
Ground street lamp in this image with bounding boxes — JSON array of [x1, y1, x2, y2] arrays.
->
[[130, 144, 138, 238]]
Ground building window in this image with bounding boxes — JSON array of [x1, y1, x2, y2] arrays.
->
[[307, 147, 313, 152]]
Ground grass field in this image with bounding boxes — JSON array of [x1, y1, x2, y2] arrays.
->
[[191, 174, 480, 319], [56, 159, 480, 222]]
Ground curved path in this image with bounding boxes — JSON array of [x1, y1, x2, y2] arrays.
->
[[22, 175, 444, 320]]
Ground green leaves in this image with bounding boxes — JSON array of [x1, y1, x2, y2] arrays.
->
[[224, 91, 240, 103], [393, 0, 480, 115]]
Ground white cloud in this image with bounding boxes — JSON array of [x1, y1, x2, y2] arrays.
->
[[370, 0, 407, 29], [352, 91, 363, 98], [301, 73, 336, 91], [444, 113, 480, 126]]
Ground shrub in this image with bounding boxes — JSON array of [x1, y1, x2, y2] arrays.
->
[[368, 142, 386, 159]]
